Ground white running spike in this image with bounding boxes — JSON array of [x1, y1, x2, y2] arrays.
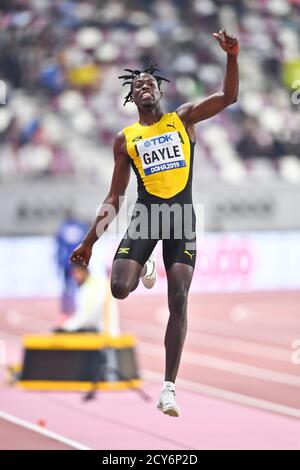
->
[[157, 386, 180, 417], [141, 251, 157, 289]]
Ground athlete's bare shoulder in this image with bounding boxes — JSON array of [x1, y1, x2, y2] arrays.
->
[[113, 130, 130, 161], [114, 130, 126, 149]]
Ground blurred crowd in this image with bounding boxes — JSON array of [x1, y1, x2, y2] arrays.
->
[[0, 0, 300, 184]]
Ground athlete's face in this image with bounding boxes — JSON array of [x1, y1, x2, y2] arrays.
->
[[131, 73, 161, 109]]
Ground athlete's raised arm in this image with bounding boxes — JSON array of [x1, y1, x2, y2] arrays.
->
[[70, 131, 131, 266], [177, 30, 239, 126]]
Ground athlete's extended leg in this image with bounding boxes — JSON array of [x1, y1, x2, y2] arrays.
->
[[164, 262, 194, 382], [157, 262, 194, 416]]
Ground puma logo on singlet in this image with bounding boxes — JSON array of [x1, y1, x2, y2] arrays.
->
[[167, 125, 184, 144]]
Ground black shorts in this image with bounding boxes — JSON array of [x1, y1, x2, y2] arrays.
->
[[113, 201, 197, 271]]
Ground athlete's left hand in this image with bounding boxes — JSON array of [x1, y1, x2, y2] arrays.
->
[[213, 30, 239, 56]]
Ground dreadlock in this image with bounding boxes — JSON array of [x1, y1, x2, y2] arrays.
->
[[118, 64, 170, 106]]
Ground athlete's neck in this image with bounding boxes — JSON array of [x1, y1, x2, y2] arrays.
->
[[138, 105, 164, 127]]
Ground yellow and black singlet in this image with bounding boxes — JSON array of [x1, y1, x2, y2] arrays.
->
[[114, 111, 197, 271], [123, 111, 195, 204]]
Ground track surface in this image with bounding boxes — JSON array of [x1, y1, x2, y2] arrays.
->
[[0, 291, 300, 450], [0, 417, 75, 450]]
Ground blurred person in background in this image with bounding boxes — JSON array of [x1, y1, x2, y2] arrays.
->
[[55, 263, 120, 334], [56, 209, 88, 317], [71, 30, 239, 417]]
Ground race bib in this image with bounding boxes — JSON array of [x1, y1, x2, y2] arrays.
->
[[136, 131, 186, 176]]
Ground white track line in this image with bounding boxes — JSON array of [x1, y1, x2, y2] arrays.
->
[[154, 308, 295, 344], [126, 320, 291, 362], [3, 320, 298, 387], [5, 309, 51, 330], [190, 333, 290, 362], [0, 410, 91, 450], [190, 317, 298, 339], [0, 331, 22, 343], [139, 342, 300, 387], [142, 369, 300, 420], [9, 311, 289, 364], [230, 303, 300, 325], [3, 316, 300, 420]]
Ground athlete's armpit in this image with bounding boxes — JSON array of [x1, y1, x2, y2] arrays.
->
[[107, 131, 131, 201]]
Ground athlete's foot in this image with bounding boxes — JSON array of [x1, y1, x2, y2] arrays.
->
[[141, 252, 157, 289], [157, 384, 180, 417]]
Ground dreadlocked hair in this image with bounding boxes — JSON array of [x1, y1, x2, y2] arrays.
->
[[118, 64, 170, 106]]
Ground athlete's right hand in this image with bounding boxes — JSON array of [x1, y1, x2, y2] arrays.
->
[[70, 242, 93, 267]]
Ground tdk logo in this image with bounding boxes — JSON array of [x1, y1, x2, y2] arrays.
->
[[143, 134, 173, 148]]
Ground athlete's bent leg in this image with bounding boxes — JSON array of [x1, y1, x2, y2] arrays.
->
[[110, 259, 143, 299], [164, 262, 194, 382]]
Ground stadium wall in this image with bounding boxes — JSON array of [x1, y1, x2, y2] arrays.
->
[[1, 179, 300, 235], [1, 232, 300, 298]]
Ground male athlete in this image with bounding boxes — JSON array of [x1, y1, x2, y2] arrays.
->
[[70, 30, 239, 417]]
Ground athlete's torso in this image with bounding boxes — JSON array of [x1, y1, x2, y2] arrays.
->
[[123, 112, 195, 204]]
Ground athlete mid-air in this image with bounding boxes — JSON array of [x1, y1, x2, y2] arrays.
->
[[70, 30, 239, 417]]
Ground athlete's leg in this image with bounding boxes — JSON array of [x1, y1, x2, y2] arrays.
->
[[110, 258, 143, 299], [111, 236, 158, 299], [164, 262, 194, 382], [110, 199, 159, 299]]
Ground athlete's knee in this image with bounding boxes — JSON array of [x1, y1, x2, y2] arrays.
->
[[129, 278, 139, 293], [169, 288, 188, 317], [110, 278, 132, 299]]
